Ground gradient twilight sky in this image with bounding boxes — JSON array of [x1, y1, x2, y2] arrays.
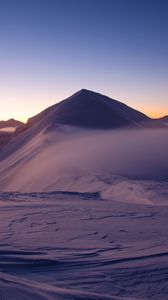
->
[[0, 0, 168, 122]]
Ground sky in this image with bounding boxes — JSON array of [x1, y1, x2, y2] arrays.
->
[[0, 0, 167, 122]]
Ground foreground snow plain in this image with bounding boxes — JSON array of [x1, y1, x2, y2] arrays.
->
[[0, 183, 168, 300]]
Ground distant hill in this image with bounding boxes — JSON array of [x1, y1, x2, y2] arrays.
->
[[0, 118, 24, 149], [0, 118, 24, 129]]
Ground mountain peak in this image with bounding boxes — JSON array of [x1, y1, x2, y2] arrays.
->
[[27, 89, 150, 130], [74, 88, 94, 97], [78, 88, 88, 93], [78, 88, 91, 93]]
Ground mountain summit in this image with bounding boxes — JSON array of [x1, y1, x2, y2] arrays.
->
[[27, 89, 150, 130]]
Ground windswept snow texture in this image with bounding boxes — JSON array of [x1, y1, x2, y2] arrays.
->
[[0, 191, 168, 300]]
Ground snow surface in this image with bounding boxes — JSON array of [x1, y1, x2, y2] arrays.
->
[[0, 191, 168, 300]]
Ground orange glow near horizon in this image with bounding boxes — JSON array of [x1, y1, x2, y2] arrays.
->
[[144, 109, 168, 119], [1, 103, 167, 123]]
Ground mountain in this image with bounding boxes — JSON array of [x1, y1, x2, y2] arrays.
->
[[0, 118, 24, 129], [0, 88, 159, 156], [0, 89, 167, 193], [0, 88, 154, 153], [26, 89, 151, 129]]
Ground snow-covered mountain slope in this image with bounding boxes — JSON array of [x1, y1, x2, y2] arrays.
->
[[0, 125, 168, 196]]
